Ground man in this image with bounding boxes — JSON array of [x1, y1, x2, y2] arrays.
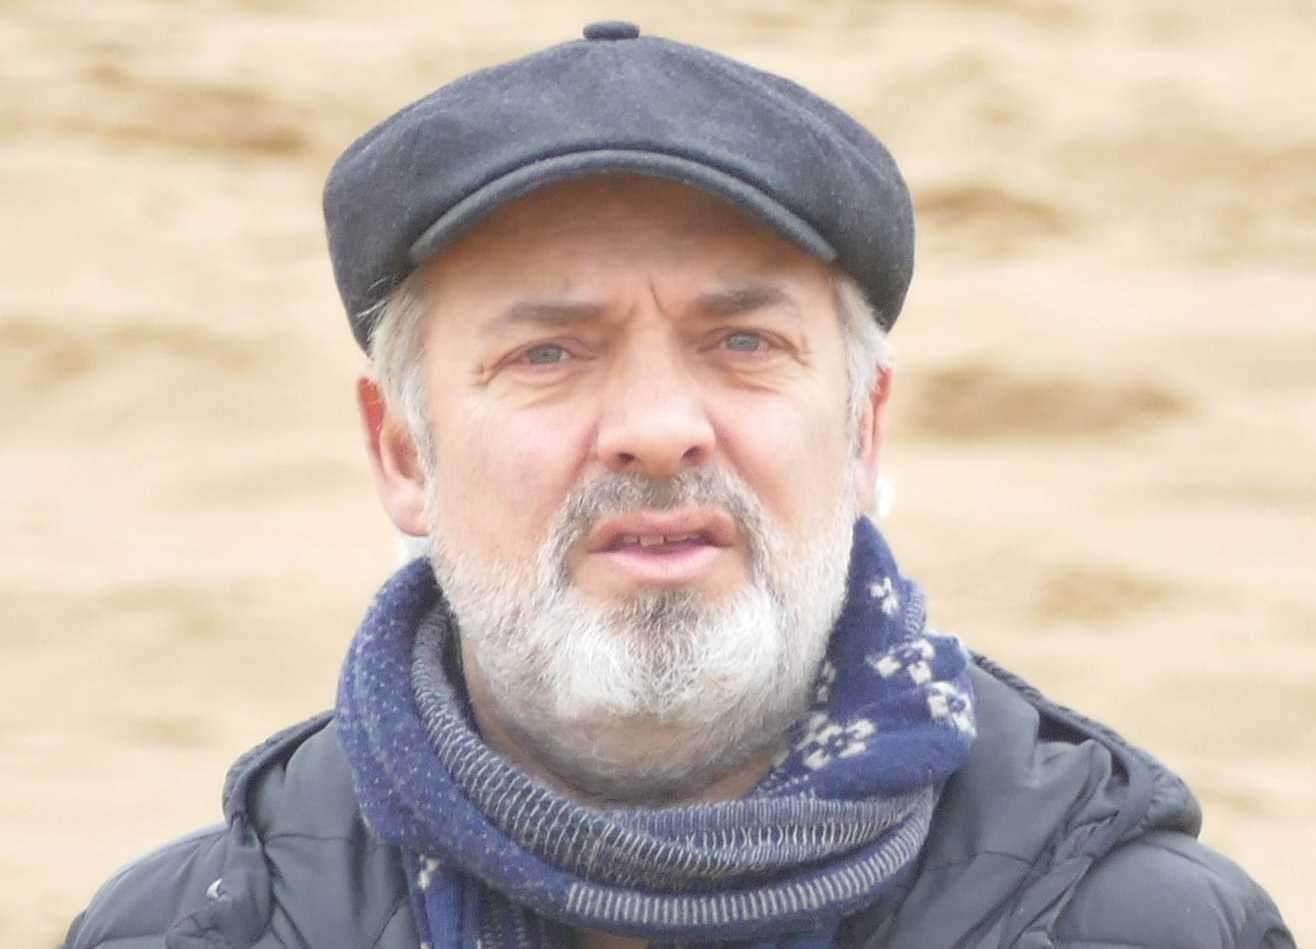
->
[[65, 22, 1291, 949]]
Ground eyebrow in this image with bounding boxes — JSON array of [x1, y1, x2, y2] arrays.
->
[[694, 284, 802, 320], [481, 300, 604, 338], [481, 283, 801, 338]]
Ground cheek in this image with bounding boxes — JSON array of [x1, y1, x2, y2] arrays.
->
[[716, 393, 853, 534], [435, 400, 592, 561]]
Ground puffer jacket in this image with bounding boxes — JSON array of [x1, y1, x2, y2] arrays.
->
[[63, 657, 1294, 948]]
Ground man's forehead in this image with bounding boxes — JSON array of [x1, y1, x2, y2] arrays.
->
[[419, 175, 831, 293]]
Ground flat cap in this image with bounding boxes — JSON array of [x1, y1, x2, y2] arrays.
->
[[324, 22, 915, 352]]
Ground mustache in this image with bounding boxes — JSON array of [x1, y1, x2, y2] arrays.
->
[[539, 468, 776, 583]]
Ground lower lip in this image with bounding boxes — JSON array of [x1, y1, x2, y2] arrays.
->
[[593, 543, 724, 585]]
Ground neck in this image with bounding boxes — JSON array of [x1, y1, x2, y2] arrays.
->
[[466, 649, 776, 949], [461, 642, 780, 808]]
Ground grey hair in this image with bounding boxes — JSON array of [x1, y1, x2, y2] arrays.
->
[[832, 275, 894, 443], [364, 271, 436, 465], [365, 270, 893, 466]]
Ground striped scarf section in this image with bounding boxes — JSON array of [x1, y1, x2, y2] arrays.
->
[[337, 517, 976, 947]]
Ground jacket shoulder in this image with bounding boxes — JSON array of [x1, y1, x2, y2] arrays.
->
[[862, 657, 1293, 949], [1055, 831, 1294, 949], [63, 823, 230, 948], [64, 712, 413, 949]]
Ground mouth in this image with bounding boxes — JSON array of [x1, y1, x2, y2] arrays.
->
[[584, 510, 737, 587], [588, 509, 736, 553], [605, 531, 713, 553]]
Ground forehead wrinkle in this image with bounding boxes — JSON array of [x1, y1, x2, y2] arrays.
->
[[644, 274, 682, 323]]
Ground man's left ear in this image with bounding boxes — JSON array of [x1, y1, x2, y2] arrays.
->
[[357, 376, 429, 536], [854, 368, 893, 514]]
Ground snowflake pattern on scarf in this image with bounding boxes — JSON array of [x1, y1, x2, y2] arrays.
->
[[796, 712, 877, 770]]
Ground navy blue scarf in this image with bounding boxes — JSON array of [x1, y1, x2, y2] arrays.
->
[[337, 518, 975, 947]]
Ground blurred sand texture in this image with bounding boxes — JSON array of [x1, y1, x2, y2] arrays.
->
[[3, 1, 1313, 945]]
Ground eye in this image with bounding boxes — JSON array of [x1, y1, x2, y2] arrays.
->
[[521, 343, 571, 366], [722, 331, 768, 353]]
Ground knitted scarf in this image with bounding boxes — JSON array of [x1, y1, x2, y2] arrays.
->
[[337, 518, 976, 948]]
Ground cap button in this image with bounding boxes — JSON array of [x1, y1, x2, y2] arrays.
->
[[583, 21, 640, 41]]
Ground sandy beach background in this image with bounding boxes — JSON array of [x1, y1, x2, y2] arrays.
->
[[3, 1, 1312, 945]]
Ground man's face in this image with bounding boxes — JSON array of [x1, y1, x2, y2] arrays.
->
[[399, 177, 883, 801]]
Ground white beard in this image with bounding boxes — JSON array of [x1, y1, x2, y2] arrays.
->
[[427, 466, 856, 805]]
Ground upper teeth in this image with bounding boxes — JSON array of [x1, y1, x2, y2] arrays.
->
[[619, 533, 697, 547]]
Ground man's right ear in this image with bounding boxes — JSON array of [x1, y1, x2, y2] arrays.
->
[[356, 376, 429, 536]]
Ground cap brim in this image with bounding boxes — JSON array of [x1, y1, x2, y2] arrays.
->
[[408, 149, 838, 269]]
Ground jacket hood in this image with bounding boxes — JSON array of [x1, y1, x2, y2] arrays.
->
[[218, 712, 414, 948], [847, 656, 1202, 947]]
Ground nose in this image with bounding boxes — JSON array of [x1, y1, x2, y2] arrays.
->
[[594, 341, 715, 478]]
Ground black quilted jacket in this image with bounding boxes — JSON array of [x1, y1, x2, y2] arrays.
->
[[64, 659, 1294, 948]]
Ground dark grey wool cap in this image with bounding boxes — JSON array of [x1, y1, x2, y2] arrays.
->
[[324, 21, 915, 352]]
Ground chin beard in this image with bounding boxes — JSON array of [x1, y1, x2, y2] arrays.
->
[[429, 467, 856, 806]]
